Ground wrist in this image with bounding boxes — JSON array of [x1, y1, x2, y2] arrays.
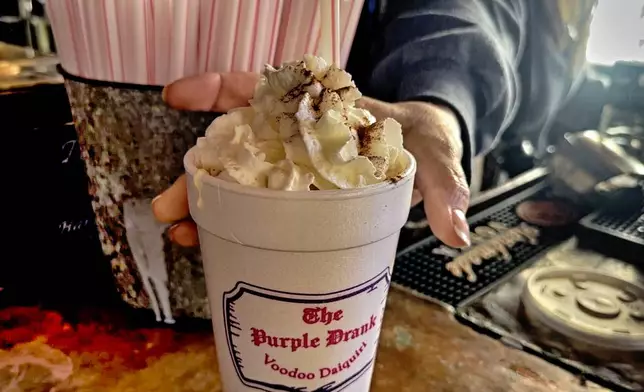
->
[[398, 101, 463, 151]]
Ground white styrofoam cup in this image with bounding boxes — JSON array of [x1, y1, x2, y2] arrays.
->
[[184, 147, 416, 392]]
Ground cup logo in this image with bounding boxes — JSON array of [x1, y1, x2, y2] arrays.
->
[[223, 269, 391, 392]]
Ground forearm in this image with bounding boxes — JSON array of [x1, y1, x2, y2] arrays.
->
[[369, 0, 527, 160]]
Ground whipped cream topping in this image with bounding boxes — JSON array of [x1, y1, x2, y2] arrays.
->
[[194, 55, 408, 190]]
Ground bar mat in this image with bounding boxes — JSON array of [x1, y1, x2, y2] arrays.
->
[[581, 205, 643, 243], [578, 201, 643, 264], [393, 183, 576, 308]]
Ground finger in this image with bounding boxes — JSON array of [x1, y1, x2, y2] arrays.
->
[[415, 148, 471, 248], [152, 175, 190, 223], [162, 72, 259, 112], [168, 221, 200, 247], [418, 161, 471, 248], [402, 102, 471, 248], [410, 189, 423, 207]]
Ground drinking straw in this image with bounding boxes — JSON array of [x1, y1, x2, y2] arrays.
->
[[132, 1, 148, 84], [45, 1, 79, 75], [213, 0, 239, 72], [318, 0, 332, 63], [319, 0, 340, 65], [305, 0, 321, 56], [153, 0, 171, 84], [115, 0, 133, 82], [198, 0, 214, 73], [84, 1, 107, 80], [248, 0, 277, 72], [66, 0, 90, 77], [232, 0, 257, 71], [103, 0, 123, 81], [267, 0, 284, 66], [331, 0, 341, 65], [340, 0, 364, 67], [185, 2, 200, 76], [275, 0, 310, 64], [170, 0, 188, 82], [143, 0, 155, 84]]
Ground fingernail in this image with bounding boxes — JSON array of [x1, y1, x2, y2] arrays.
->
[[161, 86, 169, 102], [451, 208, 471, 247], [151, 194, 163, 206], [151, 195, 163, 217], [168, 223, 180, 241]]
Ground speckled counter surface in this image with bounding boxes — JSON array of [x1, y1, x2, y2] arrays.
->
[[373, 290, 605, 392], [0, 288, 605, 392]]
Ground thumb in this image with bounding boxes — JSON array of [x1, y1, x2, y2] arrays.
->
[[162, 72, 259, 112]]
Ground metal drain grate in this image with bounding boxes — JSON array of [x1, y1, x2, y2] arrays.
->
[[578, 200, 643, 264], [585, 207, 644, 242], [393, 184, 574, 308]]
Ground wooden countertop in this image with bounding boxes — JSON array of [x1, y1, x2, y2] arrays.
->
[[373, 290, 605, 392], [0, 288, 604, 391]]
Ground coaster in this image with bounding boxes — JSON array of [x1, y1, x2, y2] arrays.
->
[[516, 200, 580, 227]]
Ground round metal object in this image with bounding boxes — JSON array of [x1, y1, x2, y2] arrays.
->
[[516, 200, 579, 227], [522, 267, 644, 351]]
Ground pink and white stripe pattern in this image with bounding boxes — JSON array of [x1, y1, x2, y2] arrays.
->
[[46, 0, 364, 86], [274, 0, 363, 66]]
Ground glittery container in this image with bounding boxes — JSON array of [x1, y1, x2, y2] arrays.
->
[[61, 68, 216, 320]]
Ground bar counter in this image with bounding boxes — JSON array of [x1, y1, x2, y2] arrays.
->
[[0, 287, 606, 392], [1, 169, 612, 391]]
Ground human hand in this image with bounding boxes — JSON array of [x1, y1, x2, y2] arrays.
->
[[152, 72, 471, 248], [151, 72, 258, 247], [358, 97, 471, 247]]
